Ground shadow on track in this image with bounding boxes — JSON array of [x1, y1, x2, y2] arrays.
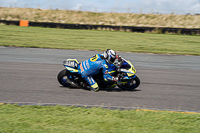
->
[[59, 86, 141, 92]]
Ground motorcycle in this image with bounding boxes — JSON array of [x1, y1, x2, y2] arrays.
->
[[57, 55, 140, 91]]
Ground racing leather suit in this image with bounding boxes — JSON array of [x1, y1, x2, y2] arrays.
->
[[80, 54, 115, 89]]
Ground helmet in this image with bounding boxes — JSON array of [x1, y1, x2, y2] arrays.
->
[[103, 49, 116, 64]]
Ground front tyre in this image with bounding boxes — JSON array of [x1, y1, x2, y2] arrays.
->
[[57, 69, 69, 87], [117, 76, 140, 90]]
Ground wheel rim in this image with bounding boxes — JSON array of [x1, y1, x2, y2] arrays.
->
[[61, 76, 69, 86], [118, 78, 138, 90]]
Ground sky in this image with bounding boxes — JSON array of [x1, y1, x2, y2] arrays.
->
[[0, 0, 200, 14]]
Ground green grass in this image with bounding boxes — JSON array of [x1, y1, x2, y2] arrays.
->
[[0, 25, 200, 55], [0, 104, 200, 133]]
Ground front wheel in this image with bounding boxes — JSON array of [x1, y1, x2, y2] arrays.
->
[[117, 76, 140, 90], [57, 69, 70, 87]]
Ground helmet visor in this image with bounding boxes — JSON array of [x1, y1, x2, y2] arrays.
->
[[109, 56, 116, 64], [111, 57, 116, 63]]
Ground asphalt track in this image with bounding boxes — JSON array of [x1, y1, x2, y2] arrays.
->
[[0, 46, 200, 112]]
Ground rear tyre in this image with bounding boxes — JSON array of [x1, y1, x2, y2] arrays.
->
[[117, 76, 140, 90], [57, 69, 70, 87]]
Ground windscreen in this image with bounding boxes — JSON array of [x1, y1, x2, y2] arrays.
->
[[120, 60, 131, 69]]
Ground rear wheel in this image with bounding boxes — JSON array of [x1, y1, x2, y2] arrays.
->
[[57, 69, 70, 87], [117, 76, 140, 90]]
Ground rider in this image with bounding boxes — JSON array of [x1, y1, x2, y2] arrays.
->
[[80, 49, 118, 92]]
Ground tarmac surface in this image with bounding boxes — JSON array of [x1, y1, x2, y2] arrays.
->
[[0, 46, 200, 112]]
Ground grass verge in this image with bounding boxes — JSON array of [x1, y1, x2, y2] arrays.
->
[[0, 104, 200, 133], [0, 25, 200, 55]]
